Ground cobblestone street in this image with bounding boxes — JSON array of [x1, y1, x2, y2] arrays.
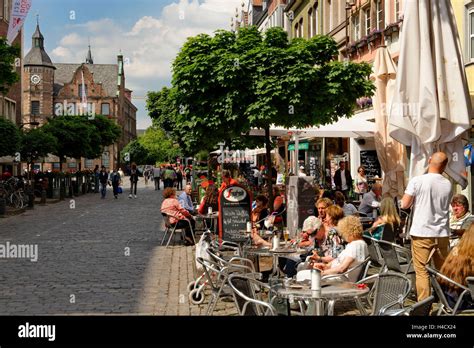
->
[[0, 180, 236, 315]]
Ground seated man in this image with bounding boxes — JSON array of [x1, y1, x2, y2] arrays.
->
[[449, 194, 474, 247], [178, 184, 195, 215], [358, 183, 382, 217], [278, 216, 321, 277]]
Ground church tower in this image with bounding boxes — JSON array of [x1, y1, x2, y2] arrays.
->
[[23, 21, 56, 127]]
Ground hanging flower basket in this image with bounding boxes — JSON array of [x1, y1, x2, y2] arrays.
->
[[356, 37, 368, 49], [367, 29, 383, 43]]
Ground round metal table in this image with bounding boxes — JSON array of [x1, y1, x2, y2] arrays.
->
[[272, 279, 369, 315]]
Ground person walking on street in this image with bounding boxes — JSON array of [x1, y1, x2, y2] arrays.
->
[[153, 166, 162, 190], [109, 168, 121, 199], [129, 163, 139, 199], [93, 165, 100, 193], [401, 152, 452, 301], [176, 167, 183, 191], [98, 166, 108, 199]]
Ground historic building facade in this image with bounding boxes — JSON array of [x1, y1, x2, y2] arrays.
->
[[0, 0, 23, 175], [22, 23, 137, 171]]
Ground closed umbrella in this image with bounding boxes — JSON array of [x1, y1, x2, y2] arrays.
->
[[388, 0, 472, 188], [372, 46, 407, 199]]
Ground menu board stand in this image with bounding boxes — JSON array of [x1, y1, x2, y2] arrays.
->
[[218, 185, 252, 242]]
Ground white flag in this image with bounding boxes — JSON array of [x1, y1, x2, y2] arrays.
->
[[81, 70, 87, 110], [7, 0, 32, 45]]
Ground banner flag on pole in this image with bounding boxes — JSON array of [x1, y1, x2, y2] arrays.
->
[[7, 0, 32, 45]]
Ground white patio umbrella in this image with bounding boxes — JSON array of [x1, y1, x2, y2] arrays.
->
[[372, 46, 407, 199], [388, 0, 472, 188]]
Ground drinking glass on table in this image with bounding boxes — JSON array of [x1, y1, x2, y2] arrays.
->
[[283, 229, 290, 242]]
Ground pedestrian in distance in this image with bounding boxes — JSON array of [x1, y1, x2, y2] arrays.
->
[[93, 164, 100, 193], [401, 151, 452, 301], [153, 166, 162, 190], [176, 167, 183, 191], [333, 161, 352, 200], [129, 163, 139, 199], [109, 168, 121, 199], [98, 166, 108, 199]]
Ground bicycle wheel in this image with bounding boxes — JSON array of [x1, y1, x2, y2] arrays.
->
[[10, 193, 23, 209]]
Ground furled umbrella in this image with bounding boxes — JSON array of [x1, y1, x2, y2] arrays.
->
[[372, 46, 407, 199], [388, 0, 472, 188]]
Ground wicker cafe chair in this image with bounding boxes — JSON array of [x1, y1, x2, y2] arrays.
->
[[387, 295, 435, 316], [200, 247, 256, 315], [355, 272, 411, 316], [228, 273, 277, 316], [160, 212, 196, 247], [426, 266, 474, 316]]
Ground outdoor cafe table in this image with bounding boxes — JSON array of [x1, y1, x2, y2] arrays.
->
[[194, 212, 219, 235], [271, 279, 369, 316], [244, 244, 307, 276]]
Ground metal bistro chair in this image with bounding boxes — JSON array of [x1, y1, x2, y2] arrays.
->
[[160, 212, 196, 247], [228, 273, 277, 316], [387, 295, 436, 316], [200, 247, 256, 315], [376, 238, 414, 276], [355, 272, 411, 316], [426, 266, 474, 316]]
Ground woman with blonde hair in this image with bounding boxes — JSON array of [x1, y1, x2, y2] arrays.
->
[[366, 197, 401, 241], [438, 226, 474, 309], [311, 215, 368, 282]]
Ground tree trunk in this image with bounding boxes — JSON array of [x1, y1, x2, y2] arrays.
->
[[265, 126, 274, 212]]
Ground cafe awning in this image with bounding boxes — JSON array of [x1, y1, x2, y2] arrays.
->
[[249, 117, 375, 138]]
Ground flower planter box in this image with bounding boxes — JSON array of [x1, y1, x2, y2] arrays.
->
[[368, 32, 382, 43], [356, 39, 367, 49]]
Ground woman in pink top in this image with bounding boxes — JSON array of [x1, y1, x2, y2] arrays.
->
[[161, 187, 196, 245]]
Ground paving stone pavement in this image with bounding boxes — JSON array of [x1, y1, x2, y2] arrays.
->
[[0, 179, 237, 316], [0, 178, 364, 316]]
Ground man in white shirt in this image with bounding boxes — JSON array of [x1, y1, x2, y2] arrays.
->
[[401, 152, 452, 301]]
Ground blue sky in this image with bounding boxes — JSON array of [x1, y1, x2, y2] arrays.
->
[[23, 0, 247, 129]]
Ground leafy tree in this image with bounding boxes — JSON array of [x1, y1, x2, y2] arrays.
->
[[0, 38, 20, 95], [42, 115, 121, 169], [121, 139, 150, 165], [154, 26, 374, 207], [0, 117, 21, 157], [19, 128, 58, 177]]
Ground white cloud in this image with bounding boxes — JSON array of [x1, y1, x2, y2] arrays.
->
[[49, 0, 248, 129]]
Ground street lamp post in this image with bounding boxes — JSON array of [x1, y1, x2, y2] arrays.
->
[[19, 119, 40, 208]]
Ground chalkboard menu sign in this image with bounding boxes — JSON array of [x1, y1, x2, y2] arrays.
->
[[360, 150, 382, 185], [218, 185, 252, 242], [287, 176, 315, 237]]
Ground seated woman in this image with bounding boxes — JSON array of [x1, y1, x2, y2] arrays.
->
[[297, 205, 345, 273], [438, 225, 474, 310], [279, 216, 321, 277], [271, 186, 285, 225], [197, 183, 219, 229], [311, 215, 369, 282], [449, 194, 474, 247], [364, 197, 400, 241], [160, 187, 196, 246], [250, 195, 271, 248]]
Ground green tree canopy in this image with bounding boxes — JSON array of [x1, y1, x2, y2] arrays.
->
[[19, 128, 58, 165], [42, 115, 121, 164], [0, 117, 21, 157], [0, 38, 20, 95], [121, 139, 150, 165], [149, 26, 374, 154]]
